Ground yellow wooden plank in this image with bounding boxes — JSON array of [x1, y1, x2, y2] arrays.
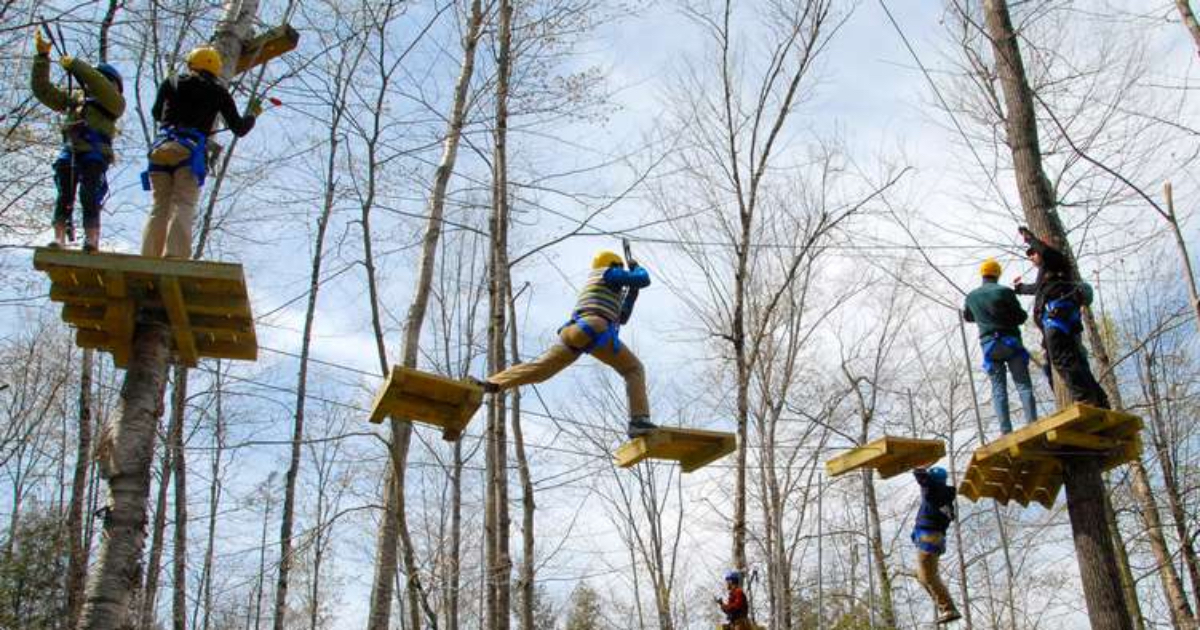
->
[[368, 369, 399, 424], [825, 444, 887, 477], [615, 436, 653, 469], [235, 24, 300, 74], [160, 276, 198, 366], [680, 433, 736, 472], [1046, 429, 1122, 451], [826, 436, 943, 478], [34, 247, 245, 283]]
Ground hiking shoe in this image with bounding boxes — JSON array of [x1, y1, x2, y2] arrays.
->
[[82, 242, 98, 253], [46, 240, 62, 249], [468, 377, 499, 394], [937, 610, 962, 624], [626, 417, 658, 439]]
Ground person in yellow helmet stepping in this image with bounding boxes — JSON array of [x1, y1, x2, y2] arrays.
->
[[477, 250, 656, 439], [962, 258, 1036, 434], [140, 46, 259, 258]]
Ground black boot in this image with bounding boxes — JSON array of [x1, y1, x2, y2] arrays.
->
[[626, 416, 658, 439]]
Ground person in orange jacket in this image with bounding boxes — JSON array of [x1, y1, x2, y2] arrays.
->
[[714, 570, 751, 630]]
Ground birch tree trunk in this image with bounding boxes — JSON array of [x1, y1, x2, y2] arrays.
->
[[273, 65, 344, 630], [138, 407, 175, 630], [365, 1, 485, 627], [486, 2, 515, 627], [1176, 1, 1200, 58], [77, 323, 171, 630], [1163, 183, 1200, 332], [66, 348, 94, 628], [170, 369, 188, 630], [507, 289, 535, 630], [76, 3, 258, 627]]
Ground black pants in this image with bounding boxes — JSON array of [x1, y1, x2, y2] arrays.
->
[[1044, 326, 1110, 408], [53, 157, 108, 230]]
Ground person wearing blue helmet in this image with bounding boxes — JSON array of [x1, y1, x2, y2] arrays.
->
[[714, 570, 750, 629], [913, 467, 960, 624], [30, 29, 125, 251]]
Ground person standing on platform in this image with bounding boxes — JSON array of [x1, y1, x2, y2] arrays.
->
[[963, 258, 1037, 434]]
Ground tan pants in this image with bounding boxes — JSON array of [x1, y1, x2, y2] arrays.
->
[[487, 315, 649, 418], [142, 169, 200, 258], [917, 549, 956, 615]]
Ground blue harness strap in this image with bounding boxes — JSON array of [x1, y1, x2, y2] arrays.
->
[[981, 333, 1030, 371], [57, 126, 113, 166], [912, 528, 947, 555], [559, 313, 621, 355], [140, 126, 208, 191], [1043, 298, 1081, 335]]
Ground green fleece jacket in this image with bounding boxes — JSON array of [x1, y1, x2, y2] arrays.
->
[[31, 54, 125, 163], [962, 279, 1027, 340]]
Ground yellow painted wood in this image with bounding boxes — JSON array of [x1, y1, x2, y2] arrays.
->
[[825, 436, 944, 479], [614, 427, 735, 473], [959, 404, 1142, 509], [32, 248, 257, 367], [368, 366, 484, 441], [235, 25, 300, 74]]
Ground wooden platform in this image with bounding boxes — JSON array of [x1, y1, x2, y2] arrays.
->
[[368, 366, 484, 441], [235, 25, 300, 75], [825, 436, 945, 479], [615, 427, 736, 473], [34, 248, 256, 367], [959, 404, 1142, 509]]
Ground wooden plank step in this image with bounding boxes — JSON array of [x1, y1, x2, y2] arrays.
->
[[615, 427, 735, 473], [368, 366, 484, 441], [959, 403, 1142, 509], [33, 248, 257, 368], [825, 436, 945, 479], [235, 25, 300, 75]]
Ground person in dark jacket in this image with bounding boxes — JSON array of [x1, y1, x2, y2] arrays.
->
[[141, 45, 259, 258], [963, 258, 1037, 434], [477, 250, 656, 439], [715, 570, 751, 630], [913, 467, 961, 624], [1013, 227, 1109, 408], [31, 29, 125, 251]]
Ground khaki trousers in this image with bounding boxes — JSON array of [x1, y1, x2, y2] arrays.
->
[[917, 550, 956, 615], [487, 315, 649, 418], [142, 169, 200, 258]]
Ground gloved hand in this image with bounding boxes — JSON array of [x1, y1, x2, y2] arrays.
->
[[59, 55, 74, 70], [713, 596, 722, 606], [1018, 226, 1034, 242], [247, 97, 263, 117], [628, 260, 640, 270], [35, 29, 51, 55]]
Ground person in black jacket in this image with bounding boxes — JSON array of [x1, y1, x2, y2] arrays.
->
[[1013, 226, 1109, 408], [912, 467, 960, 624], [140, 45, 259, 258]]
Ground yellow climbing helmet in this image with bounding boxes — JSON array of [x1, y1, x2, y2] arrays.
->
[[186, 46, 223, 76], [980, 258, 1002, 279], [592, 250, 623, 269]]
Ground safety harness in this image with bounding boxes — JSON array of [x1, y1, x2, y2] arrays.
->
[[559, 313, 622, 355], [980, 333, 1029, 372], [57, 99, 117, 165], [1043, 297, 1081, 335], [140, 126, 208, 191], [913, 485, 955, 555]]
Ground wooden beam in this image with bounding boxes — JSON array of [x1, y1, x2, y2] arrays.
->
[[234, 24, 300, 74], [825, 445, 886, 477], [1046, 429, 1122, 451], [159, 276, 198, 366]]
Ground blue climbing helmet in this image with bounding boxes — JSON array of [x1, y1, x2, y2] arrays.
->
[[724, 570, 741, 585], [96, 62, 123, 93], [928, 467, 948, 485]]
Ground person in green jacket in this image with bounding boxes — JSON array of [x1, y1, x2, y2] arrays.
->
[[963, 258, 1037, 434], [30, 29, 125, 251]]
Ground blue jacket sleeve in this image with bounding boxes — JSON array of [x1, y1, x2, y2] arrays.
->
[[603, 266, 651, 289]]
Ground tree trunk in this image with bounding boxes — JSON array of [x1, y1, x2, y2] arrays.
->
[[1176, 1, 1200, 59], [66, 348, 94, 628], [980, 2, 1142, 627], [862, 471, 896, 629], [365, 2, 484, 627], [487, 3, 514, 628], [1163, 183, 1200, 332], [1063, 457, 1134, 630], [1144, 351, 1200, 616], [139, 402, 176, 630], [507, 290, 535, 630], [170, 367, 188, 630], [1103, 477, 1146, 630], [199, 377, 225, 630], [77, 323, 171, 630], [274, 96, 340, 630]]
